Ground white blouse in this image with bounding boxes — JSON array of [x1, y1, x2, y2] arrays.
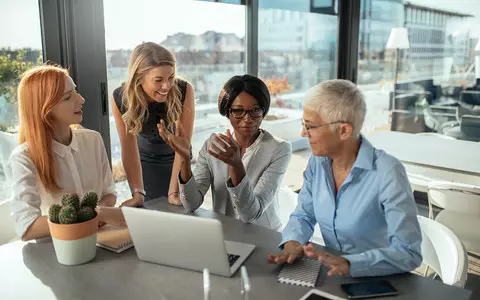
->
[[9, 129, 116, 237]]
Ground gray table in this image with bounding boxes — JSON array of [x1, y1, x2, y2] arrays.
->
[[0, 200, 472, 300]]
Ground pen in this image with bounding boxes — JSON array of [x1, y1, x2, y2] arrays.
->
[[241, 266, 250, 300], [203, 268, 210, 300]]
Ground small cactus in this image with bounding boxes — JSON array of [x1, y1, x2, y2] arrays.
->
[[81, 191, 98, 209], [49, 192, 100, 226], [59, 205, 78, 224], [78, 206, 96, 223], [49, 204, 62, 223], [61, 193, 80, 211]]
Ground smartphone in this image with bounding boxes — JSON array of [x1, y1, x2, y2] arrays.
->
[[299, 289, 346, 300], [340, 280, 398, 299]]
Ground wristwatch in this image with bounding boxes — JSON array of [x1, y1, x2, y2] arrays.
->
[[132, 188, 147, 198]]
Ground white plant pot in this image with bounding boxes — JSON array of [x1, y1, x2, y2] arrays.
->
[[48, 216, 99, 266]]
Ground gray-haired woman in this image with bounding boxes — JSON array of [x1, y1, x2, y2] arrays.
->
[[268, 79, 422, 278]]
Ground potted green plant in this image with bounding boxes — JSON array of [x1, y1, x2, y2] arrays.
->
[[47, 192, 99, 265]]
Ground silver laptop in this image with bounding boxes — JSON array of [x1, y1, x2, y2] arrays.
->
[[122, 207, 255, 277]]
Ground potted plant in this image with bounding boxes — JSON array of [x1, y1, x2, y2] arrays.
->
[[47, 192, 99, 265]]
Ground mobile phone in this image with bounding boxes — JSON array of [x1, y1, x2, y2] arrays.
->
[[299, 289, 346, 300], [340, 280, 398, 299]]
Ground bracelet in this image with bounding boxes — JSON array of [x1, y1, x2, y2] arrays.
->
[[168, 192, 179, 198]]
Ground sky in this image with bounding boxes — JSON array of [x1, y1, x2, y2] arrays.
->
[[0, 0, 479, 49]]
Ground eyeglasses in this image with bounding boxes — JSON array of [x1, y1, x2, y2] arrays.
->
[[301, 119, 347, 137], [229, 107, 264, 119]]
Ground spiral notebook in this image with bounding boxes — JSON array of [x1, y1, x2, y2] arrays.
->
[[277, 257, 322, 288], [96, 225, 134, 253]]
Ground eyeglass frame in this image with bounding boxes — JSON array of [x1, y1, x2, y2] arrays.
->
[[229, 107, 264, 119], [301, 119, 349, 137]]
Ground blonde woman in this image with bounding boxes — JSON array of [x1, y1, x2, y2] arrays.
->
[[112, 42, 195, 206], [10, 65, 121, 241]]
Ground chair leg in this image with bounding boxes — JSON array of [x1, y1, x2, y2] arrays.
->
[[428, 195, 434, 219]]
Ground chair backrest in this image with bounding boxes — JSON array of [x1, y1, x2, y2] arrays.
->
[[428, 181, 480, 215], [0, 200, 17, 245], [0, 131, 18, 185], [277, 187, 298, 231], [418, 216, 468, 287]]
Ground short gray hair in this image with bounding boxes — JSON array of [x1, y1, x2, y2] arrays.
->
[[304, 79, 366, 136]]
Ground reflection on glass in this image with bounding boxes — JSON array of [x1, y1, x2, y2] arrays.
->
[[258, 6, 338, 111], [358, 0, 480, 142]]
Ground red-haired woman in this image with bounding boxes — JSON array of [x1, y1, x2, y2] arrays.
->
[[10, 65, 121, 241]]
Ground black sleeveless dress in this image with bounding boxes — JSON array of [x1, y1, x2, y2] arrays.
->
[[113, 79, 188, 201]]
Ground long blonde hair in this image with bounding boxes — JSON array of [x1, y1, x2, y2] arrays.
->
[[18, 65, 69, 192], [122, 42, 182, 134]]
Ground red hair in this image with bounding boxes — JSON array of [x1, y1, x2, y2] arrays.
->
[[17, 65, 69, 192]]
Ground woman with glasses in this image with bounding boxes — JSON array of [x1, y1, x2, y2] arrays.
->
[[158, 75, 292, 230], [268, 79, 422, 278]]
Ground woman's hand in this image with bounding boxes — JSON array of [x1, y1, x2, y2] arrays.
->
[[303, 243, 350, 276], [207, 129, 242, 167], [168, 192, 182, 206], [267, 241, 304, 264], [158, 119, 190, 161], [96, 207, 127, 227], [120, 192, 144, 208]]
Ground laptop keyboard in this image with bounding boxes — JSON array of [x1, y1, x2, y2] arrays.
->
[[228, 254, 240, 266]]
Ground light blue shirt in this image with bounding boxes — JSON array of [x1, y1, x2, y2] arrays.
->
[[281, 136, 422, 277]]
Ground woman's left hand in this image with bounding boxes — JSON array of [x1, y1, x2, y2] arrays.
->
[[168, 192, 182, 206], [207, 129, 242, 167], [303, 243, 350, 276]]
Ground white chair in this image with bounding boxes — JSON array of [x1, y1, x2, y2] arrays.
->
[[418, 216, 468, 287], [428, 181, 480, 253], [0, 200, 17, 245], [277, 187, 324, 245], [277, 187, 298, 231]]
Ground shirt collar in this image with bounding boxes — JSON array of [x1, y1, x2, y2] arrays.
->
[[232, 129, 264, 153], [352, 135, 374, 170], [52, 130, 79, 158]]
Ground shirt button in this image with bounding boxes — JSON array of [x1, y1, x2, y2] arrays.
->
[[233, 205, 237, 210]]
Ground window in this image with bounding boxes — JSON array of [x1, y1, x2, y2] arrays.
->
[[358, 0, 480, 142], [103, 0, 246, 202], [259, 1, 338, 112], [0, 0, 43, 200], [258, 0, 339, 190]]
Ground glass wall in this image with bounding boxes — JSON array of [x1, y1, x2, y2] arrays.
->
[[258, 0, 338, 142], [358, 0, 480, 143], [103, 0, 246, 201], [104, 0, 341, 200], [0, 0, 43, 200]]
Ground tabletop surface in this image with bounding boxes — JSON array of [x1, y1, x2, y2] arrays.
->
[[0, 200, 472, 300]]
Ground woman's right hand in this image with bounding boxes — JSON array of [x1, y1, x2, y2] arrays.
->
[[267, 241, 304, 264], [157, 120, 190, 161]]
